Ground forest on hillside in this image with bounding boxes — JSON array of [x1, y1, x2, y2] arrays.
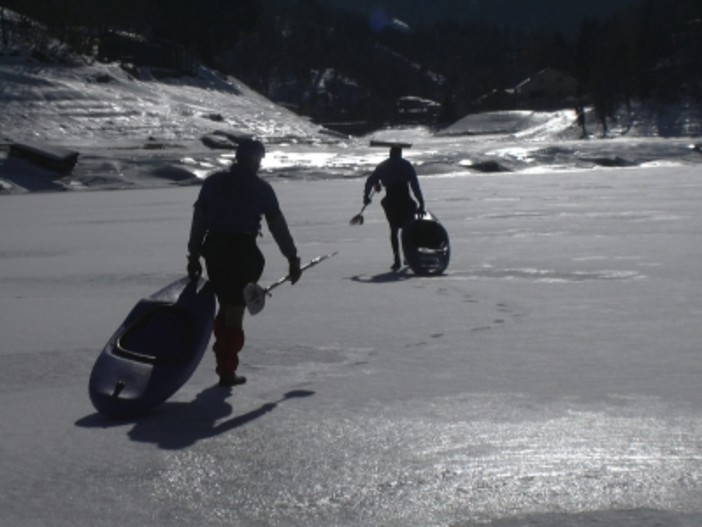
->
[[2, 0, 701, 130]]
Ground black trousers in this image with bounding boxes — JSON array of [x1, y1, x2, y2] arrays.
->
[[381, 194, 417, 229], [203, 232, 265, 306]]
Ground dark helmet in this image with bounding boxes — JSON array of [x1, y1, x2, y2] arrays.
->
[[236, 139, 266, 162], [389, 145, 403, 158]]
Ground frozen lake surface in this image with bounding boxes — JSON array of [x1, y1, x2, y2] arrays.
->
[[1, 166, 701, 526]]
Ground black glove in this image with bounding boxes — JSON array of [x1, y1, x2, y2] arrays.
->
[[417, 204, 426, 217], [363, 195, 371, 206], [187, 255, 202, 281], [288, 257, 302, 285]]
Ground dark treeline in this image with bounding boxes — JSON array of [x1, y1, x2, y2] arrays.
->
[[232, 0, 702, 127], [1, 0, 258, 62], [3, 0, 701, 127]]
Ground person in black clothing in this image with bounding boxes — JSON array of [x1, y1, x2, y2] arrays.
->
[[187, 139, 301, 387], [363, 146, 425, 271]]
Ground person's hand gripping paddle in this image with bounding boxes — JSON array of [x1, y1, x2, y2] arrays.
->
[[350, 189, 375, 225], [243, 252, 338, 315]]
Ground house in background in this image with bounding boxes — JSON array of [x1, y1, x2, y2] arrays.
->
[[395, 95, 441, 123], [472, 67, 580, 112], [473, 88, 516, 111], [515, 67, 579, 101]]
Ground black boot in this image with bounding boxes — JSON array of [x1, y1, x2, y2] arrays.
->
[[218, 373, 247, 387], [391, 254, 401, 272]]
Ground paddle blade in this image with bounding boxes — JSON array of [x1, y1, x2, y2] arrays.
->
[[243, 282, 266, 315], [349, 213, 364, 225]]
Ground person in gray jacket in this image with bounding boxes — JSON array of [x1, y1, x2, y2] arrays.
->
[[187, 139, 301, 387]]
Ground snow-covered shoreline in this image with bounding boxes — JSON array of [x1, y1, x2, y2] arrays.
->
[[2, 52, 701, 195]]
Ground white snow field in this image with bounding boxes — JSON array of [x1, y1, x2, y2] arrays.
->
[[2, 165, 702, 526], [2, 34, 702, 525]]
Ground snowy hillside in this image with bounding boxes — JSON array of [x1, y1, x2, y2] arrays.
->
[[0, 12, 326, 148], [0, 44, 344, 192], [0, 57, 327, 147], [0, 7, 339, 192]]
